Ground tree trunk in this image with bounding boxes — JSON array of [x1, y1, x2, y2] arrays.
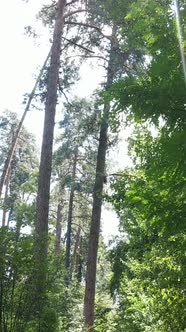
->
[[7, 208, 13, 228], [0, 50, 51, 198], [54, 203, 63, 256], [77, 235, 83, 283], [72, 225, 81, 275], [33, 0, 66, 320], [84, 117, 108, 331], [84, 25, 117, 331], [65, 146, 78, 271], [2, 167, 11, 227]]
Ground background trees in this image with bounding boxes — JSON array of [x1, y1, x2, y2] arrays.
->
[[0, 0, 186, 331], [109, 124, 186, 331], [106, 1, 186, 331], [0, 111, 38, 331]]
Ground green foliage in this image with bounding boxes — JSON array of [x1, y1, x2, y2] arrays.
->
[[0, 111, 38, 230], [37, 58, 79, 103], [109, 0, 186, 127], [0, 226, 34, 331], [51, 97, 99, 279], [94, 241, 117, 332], [106, 9, 186, 328], [108, 123, 186, 331]]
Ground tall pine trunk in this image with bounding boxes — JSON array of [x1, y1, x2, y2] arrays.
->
[[2, 167, 11, 227], [65, 146, 78, 271], [33, 0, 66, 321], [54, 203, 63, 256], [84, 25, 117, 331], [72, 225, 81, 276]]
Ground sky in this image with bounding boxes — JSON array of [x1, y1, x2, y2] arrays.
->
[[0, 0, 132, 241], [0, 0, 104, 142], [0, 0, 50, 139]]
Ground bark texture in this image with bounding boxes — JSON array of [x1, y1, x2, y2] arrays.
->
[[54, 203, 63, 256], [2, 166, 11, 227], [84, 25, 117, 331], [34, 0, 66, 319], [72, 225, 81, 275], [84, 117, 108, 331], [65, 146, 78, 270]]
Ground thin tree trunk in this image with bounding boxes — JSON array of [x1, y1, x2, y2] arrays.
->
[[65, 146, 78, 271], [71, 225, 81, 275], [2, 167, 11, 227], [84, 25, 117, 331], [0, 50, 51, 198], [7, 208, 13, 228], [33, 0, 66, 320], [54, 203, 63, 256], [77, 235, 83, 283]]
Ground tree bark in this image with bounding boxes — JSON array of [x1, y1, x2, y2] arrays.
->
[[65, 146, 78, 271], [33, 0, 66, 320], [84, 25, 117, 331], [77, 235, 83, 283], [0, 50, 51, 198], [2, 166, 11, 227], [54, 203, 63, 256], [72, 225, 81, 275]]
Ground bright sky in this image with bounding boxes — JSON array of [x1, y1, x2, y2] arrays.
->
[[0, 0, 102, 140], [0, 0, 132, 242], [0, 0, 50, 139]]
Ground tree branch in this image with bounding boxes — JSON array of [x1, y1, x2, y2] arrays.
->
[[72, 215, 91, 219], [71, 223, 86, 234], [65, 54, 108, 62], [42, 3, 56, 11], [61, 89, 73, 107], [62, 37, 94, 53], [66, 0, 79, 6], [64, 21, 112, 40], [0, 48, 51, 197], [107, 173, 125, 177], [63, 9, 87, 19], [80, 55, 108, 62]]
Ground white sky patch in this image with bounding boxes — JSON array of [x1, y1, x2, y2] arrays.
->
[[0, 0, 51, 142]]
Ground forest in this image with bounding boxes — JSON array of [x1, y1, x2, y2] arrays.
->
[[0, 0, 186, 331]]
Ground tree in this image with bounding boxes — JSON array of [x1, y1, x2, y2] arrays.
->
[[83, 28, 116, 328], [109, 124, 186, 331], [109, 0, 186, 127], [0, 112, 38, 331], [104, 1, 186, 330], [0, 51, 50, 198], [3, 0, 185, 330], [0, 111, 38, 227], [65, 145, 78, 271], [83, 0, 144, 326], [34, 1, 94, 321], [52, 97, 99, 276], [54, 203, 63, 256], [33, 0, 66, 322]]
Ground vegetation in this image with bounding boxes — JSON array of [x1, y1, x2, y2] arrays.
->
[[0, 0, 186, 331]]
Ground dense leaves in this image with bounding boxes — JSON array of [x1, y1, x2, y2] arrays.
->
[[108, 127, 186, 331], [109, 0, 186, 126]]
